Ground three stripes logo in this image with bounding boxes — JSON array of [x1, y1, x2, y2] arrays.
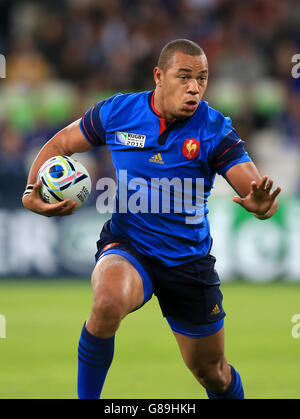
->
[[149, 153, 164, 165], [210, 304, 221, 316]]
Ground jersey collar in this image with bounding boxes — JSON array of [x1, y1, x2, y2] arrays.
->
[[148, 91, 190, 144], [148, 90, 186, 137]]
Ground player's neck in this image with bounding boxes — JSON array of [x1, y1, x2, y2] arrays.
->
[[153, 89, 173, 122]]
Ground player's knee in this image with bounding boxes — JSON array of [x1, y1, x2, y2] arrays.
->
[[92, 288, 127, 323], [88, 290, 126, 337], [191, 362, 228, 393]]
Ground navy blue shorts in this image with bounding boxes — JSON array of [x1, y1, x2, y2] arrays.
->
[[95, 220, 226, 338]]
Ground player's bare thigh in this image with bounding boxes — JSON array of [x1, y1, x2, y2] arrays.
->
[[172, 327, 231, 392], [86, 254, 145, 337]]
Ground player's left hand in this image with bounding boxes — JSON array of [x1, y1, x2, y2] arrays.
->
[[232, 175, 281, 217], [22, 180, 78, 217]]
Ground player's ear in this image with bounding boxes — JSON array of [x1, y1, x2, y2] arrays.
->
[[153, 66, 163, 87]]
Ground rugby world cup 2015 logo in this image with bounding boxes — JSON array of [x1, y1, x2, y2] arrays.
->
[[115, 131, 146, 148], [116, 131, 127, 145], [182, 139, 200, 160]]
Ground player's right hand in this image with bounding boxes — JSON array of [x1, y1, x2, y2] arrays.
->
[[22, 180, 77, 217]]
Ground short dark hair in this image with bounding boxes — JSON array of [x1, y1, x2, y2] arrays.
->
[[158, 39, 204, 71]]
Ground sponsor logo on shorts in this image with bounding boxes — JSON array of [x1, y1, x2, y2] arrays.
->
[[210, 304, 221, 316]]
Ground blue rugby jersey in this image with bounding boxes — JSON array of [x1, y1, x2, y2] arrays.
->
[[79, 91, 251, 266]]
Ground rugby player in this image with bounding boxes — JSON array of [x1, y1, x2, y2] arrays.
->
[[23, 39, 281, 399]]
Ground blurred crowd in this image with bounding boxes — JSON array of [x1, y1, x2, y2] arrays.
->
[[0, 0, 300, 208]]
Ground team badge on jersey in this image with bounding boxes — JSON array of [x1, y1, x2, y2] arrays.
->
[[182, 138, 200, 160]]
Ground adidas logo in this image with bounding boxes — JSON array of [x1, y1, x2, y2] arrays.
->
[[149, 153, 164, 164], [210, 304, 221, 316]]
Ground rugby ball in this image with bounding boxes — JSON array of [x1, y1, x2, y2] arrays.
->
[[37, 155, 91, 209]]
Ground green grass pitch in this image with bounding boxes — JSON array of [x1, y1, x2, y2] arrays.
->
[[0, 279, 299, 399]]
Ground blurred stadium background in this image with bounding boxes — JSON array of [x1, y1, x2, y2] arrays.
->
[[0, 0, 300, 399]]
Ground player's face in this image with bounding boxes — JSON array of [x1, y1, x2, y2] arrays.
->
[[154, 51, 208, 120]]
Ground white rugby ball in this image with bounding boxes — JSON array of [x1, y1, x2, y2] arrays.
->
[[37, 155, 91, 209]]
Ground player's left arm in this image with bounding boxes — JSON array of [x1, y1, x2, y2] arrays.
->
[[224, 161, 281, 220]]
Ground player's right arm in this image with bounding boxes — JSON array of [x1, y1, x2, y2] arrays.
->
[[22, 119, 94, 217]]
